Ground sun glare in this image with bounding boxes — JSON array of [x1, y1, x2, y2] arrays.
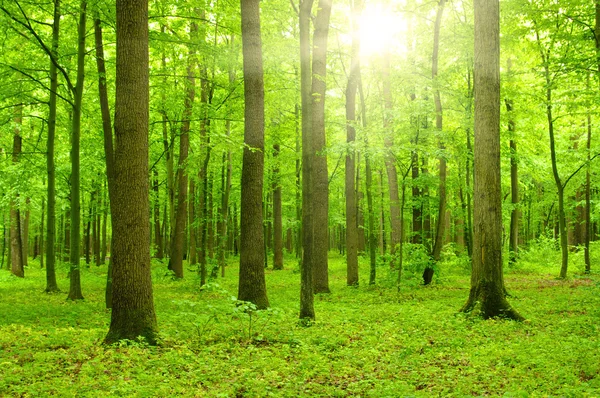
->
[[358, 4, 408, 57]]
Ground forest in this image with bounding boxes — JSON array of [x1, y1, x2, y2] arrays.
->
[[1, 0, 599, 395]]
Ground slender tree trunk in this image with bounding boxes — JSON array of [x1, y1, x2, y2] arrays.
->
[[10, 107, 24, 278], [238, 0, 269, 309], [460, 0, 522, 320], [168, 19, 197, 279], [67, 1, 87, 301], [105, 0, 158, 344], [427, 0, 447, 285], [311, 0, 333, 294], [94, 16, 117, 306], [506, 60, 519, 264], [153, 169, 163, 259], [189, 178, 197, 265], [217, 53, 235, 276], [540, 56, 568, 278], [22, 198, 30, 268], [40, 196, 45, 268], [85, 191, 93, 265], [345, 0, 361, 286], [295, 103, 302, 259], [382, 52, 402, 268], [584, 111, 591, 273], [299, 0, 315, 321], [273, 144, 284, 270]]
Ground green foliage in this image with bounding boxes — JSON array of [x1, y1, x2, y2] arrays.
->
[[2, 252, 600, 396]]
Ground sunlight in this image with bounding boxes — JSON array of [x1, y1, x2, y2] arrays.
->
[[358, 3, 409, 57]]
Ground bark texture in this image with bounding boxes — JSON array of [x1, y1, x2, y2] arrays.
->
[[67, 1, 87, 301], [105, 0, 158, 344], [460, 0, 522, 320], [299, 0, 315, 320], [311, 0, 333, 293], [238, 0, 269, 309]]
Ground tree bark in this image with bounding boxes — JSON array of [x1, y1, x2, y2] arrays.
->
[[105, 0, 158, 344], [460, 0, 522, 320], [168, 18, 197, 279], [67, 1, 86, 301], [345, 0, 361, 286], [311, 0, 333, 294], [506, 63, 519, 265], [299, 0, 315, 321], [273, 144, 284, 270], [10, 106, 24, 278], [382, 51, 402, 269], [238, 0, 269, 309], [427, 0, 447, 285]]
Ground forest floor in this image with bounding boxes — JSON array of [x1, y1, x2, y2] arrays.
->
[[1, 242, 599, 397]]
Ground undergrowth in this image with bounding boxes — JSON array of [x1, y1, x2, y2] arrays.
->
[[1, 242, 599, 397]]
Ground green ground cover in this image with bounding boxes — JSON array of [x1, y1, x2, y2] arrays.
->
[[1, 245, 599, 397]]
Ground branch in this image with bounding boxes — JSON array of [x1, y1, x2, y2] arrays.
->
[[5, 64, 74, 107], [1, 1, 74, 93], [562, 152, 600, 189]]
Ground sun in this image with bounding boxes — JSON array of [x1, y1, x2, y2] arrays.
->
[[358, 3, 409, 58]]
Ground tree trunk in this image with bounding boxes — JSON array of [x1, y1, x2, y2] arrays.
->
[[506, 62, 519, 264], [382, 52, 402, 268], [105, 0, 158, 344], [427, 0, 447, 285], [311, 0, 332, 294], [153, 169, 163, 259], [238, 0, 269, 309], [45, 0, 60, 282], [217, 54, 235, 277], [67, 1, 87, 301], [299, 0, 315, 321], [10, 107, 24, 278], [345, 0, 361, 286], [189, 178, 197, 265], [22, 198, 30, 268], [460, 0, 522, 320], [541, 55, 568, 278], [168, 19, 197, 279], [273, 144, 284, 270]]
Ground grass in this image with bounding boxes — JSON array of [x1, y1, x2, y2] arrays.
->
[[1, 243, 599, 397]]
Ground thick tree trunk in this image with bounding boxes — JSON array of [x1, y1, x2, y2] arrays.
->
[[105, 0, 158, 344], [345, 0, 361, 286], [427, 0, 447, 285], [460, 0, 522, 320], [238, 0, 269, 309], [299, 0, 315, 321], [67, 1, 87, 301], [311, 0, 333, 294]]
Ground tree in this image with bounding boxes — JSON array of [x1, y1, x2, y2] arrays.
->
[[167, 17, 198, 279], [426, 0, 447, 285], [299, 0, 315, 321], [311, 0, 333, 294], [460, 0, 523, 320], [345, 0, 361, 287], [237, 0, 269, 309], [10, 105, 24, 278], [67, 0, 87, 301], [105, 0, 158, 344]]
